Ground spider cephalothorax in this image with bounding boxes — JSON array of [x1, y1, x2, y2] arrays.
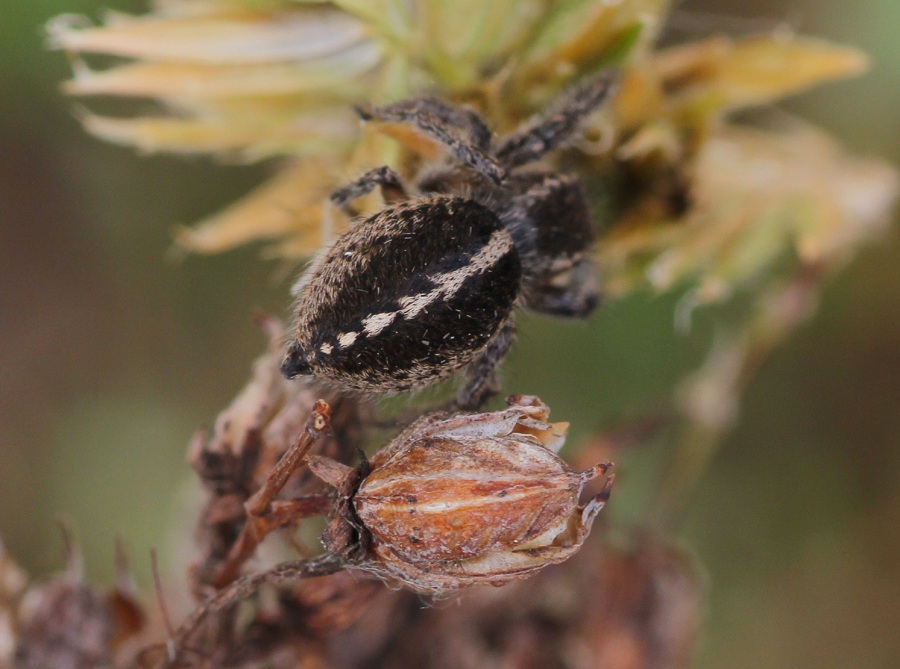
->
[[282, 72, 617, 408]]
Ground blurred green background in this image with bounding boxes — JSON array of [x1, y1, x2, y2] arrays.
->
[[1, 1, 898, 667]]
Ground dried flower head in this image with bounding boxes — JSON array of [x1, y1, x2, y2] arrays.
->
[[307, 395, 614, 595], [47, 0, 659, 258], [8, 531, 147, 669], [47, 1, 882, 280]]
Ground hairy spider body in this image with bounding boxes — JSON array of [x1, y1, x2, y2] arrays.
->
[[288, 196, 521, 393], [283, 72, 617, 408]]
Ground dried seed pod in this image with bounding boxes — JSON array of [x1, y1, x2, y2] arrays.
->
[[308, 395, 613, 595]]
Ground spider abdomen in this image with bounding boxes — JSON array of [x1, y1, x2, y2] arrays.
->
[[283, 195, 521, 392]]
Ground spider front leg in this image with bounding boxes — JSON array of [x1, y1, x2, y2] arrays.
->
[[357, 96, 494, 150], [357, 98, 505, 184], [505, 171, 600, 318], [330, 165, 408, 217], [496, 70, 618, 169], [455, 322, 516, 411], [527, 258, 599, 318]]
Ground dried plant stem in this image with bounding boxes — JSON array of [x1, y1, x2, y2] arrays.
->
[[210, 400, 332, 588], [654, 423, 721, 529], [168, 553, 348, 666], [653, 262, 830, 528], [150, 549, 175, 656]]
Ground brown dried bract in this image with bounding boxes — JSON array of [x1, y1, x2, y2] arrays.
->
[[187, 316, 366, 592], [340, 535, 704, 669], [309, 395, 614, 595], [11, 531, 147, 669]]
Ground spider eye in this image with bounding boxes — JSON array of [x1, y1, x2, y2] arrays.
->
[[281, 347, 312, 378]]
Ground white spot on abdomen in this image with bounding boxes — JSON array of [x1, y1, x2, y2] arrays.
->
[[338, 331, 359, 348], [362, 311, 398, 336]]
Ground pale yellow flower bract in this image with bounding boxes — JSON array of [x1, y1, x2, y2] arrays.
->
[[48, 0, 896, 311]]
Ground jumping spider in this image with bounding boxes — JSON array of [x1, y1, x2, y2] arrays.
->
[[282, 72, 617, 409]]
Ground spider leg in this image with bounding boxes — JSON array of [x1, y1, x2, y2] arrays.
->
[[454, 322, 516, 411], [357, 100, 505, 184], [526, 258, 599, 318], [496, 70, 618, 169], [504, 171, 599, 318], [358, 96, 493, 150], [330, 165, 408, 217]]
